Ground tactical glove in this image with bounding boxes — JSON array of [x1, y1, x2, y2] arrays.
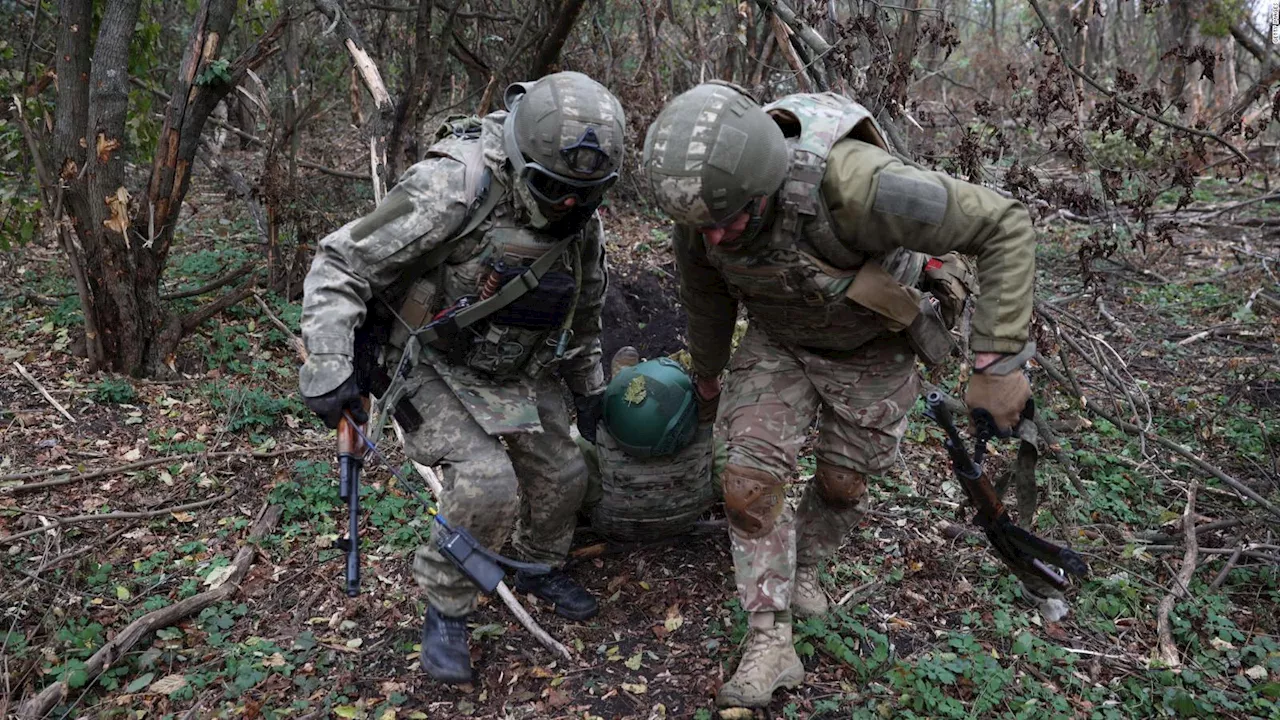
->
[[304, 373, 368, 430], [964, 368, 1031, 436], [574, 392, 604, 444], [694, 375, 722, 424]]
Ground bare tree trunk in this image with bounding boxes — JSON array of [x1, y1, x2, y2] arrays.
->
[[385, 0, 435, 180], [530, 0, 590, 78], [284, 9, 302, 181]]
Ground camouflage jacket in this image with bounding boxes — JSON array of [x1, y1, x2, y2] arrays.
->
[[676, 136, 1035, 379], [299, 112, 608, 433]]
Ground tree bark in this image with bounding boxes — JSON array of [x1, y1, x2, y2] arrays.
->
[[529, 0, 589, 78]]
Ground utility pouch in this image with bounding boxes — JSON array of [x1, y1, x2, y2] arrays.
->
[[436, 523, 505, 594], [489, 269, 576, 329], [905, 295, 957, 367]]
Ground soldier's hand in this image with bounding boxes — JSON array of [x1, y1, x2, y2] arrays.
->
[[574, 392, 604, 444], [304, 373, 368, 430], [694, 375, 721, 424], [964, 361, 1031, 436]]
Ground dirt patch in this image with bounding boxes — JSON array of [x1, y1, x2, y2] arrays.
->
[[601, 252, 687, 373]]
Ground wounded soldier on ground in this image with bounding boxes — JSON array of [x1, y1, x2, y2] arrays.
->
[[298, 72, 625, 685], [574, 347, 726, 542]]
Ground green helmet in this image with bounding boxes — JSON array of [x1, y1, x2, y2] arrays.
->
[[641, 82, 789, 227], [602, 358, 698, 459], [503, 72, 625, 224]]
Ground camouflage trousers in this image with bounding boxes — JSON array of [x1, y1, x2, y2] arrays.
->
[[403, 363, 587, 617], [719, 325, 919, 612]]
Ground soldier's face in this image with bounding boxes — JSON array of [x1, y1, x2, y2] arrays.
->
[[698, 197, 764, 246]]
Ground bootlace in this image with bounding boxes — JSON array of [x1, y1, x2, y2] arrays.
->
[[740, 625, 781, 667], [438, 614, 469, 645]]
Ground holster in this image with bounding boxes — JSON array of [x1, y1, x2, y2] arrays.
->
[[904, 295, 957, 367]]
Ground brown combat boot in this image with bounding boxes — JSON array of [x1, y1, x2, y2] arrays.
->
[[716, 611, 805, 708], [610, 345, 640, 377], [792, 565, 829, 618]]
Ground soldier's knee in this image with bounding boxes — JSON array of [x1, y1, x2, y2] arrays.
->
[[814, 462, 867, 510], [723, 464, 786, 538]]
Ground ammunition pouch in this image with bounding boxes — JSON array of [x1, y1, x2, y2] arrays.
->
[[904, 294, 957, 367], [489, 269, 576, 329]]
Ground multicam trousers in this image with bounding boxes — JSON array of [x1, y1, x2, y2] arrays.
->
[[718, 325, 920, 612], [403, 363, 587, 617]]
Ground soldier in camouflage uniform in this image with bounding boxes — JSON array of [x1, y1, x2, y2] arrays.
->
[[642, 83, 1040, 707], [299, 72, 625, 685]]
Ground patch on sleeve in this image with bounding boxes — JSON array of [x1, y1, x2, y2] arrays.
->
[[708, 125, 748, 174], [350, 193, 414, 242], [873, 173, 947, 227]]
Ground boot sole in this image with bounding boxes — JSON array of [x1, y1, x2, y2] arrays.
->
[[421, 654, 473, 685], [715, 662, 805, 708], [792, 602, 830, 619]]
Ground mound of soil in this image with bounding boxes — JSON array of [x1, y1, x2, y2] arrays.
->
[[600, 252, 687, 374]]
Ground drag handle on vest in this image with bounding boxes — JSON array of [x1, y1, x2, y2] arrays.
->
[[433, 513, 553, 594], [337, 406, 369, 597], [924, 392, 1089, 590]]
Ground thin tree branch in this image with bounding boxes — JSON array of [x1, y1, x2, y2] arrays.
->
[[161, 264, 255, 301], [178, 282, 257, 332], [1, 491, 236, 545], [1155, 481, 1196, 669], [1024, 0, 1249, 163], [1, 445, 322, 491], [13, 362, 75, 423]]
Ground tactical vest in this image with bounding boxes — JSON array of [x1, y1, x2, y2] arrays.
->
[[386, 116, 584, 380], [702, 93, 928, 353], [591, 424, 716, 542]]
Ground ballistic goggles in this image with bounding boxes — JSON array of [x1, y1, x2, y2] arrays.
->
[[504, 110, 618, 208]]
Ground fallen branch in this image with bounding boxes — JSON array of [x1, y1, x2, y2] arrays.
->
[[1035, 354, 1280, 524], [389, 423, 573, 662], [1210, 544, 1244, 590], [2, 445, 322, 492], [1094, 296, 1134, 340], [1, 491, 236, 545], [161, 263, 256, 301], [13, 362, 74, 423], [1155, 481, 1197, 669], [253, 292, 307, 360], [17, 505, 282, 719], [837, 580, 881, 607]]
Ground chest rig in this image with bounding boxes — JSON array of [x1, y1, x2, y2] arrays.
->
[[703, 93, 927, 353]]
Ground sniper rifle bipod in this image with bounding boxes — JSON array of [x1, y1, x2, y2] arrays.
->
[[923, 391, 1089, 590]]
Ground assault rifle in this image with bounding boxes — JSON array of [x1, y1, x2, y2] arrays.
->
[[333, 409, 549, 598], [924, 391, 1089, 590]]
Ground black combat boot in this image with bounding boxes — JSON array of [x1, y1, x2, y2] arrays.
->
[[514, 569, 599, 621], [421, 606, 472, 684]]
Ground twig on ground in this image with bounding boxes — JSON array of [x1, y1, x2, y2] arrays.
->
[[16, 505, 282, 719], [1095, 296, 1135, 340], [1155, 481, 1197, 669], [13, 362, 75, 423], [2, 445, 323, 492], [254, 293, 307, 360], [389, 422, 574, 662], [1210, 544, 1244, 590], [0, 491, 236, 545], [837, 580, 881, 607], [1037, 357, 1280, 524]]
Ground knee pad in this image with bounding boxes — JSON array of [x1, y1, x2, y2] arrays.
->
[[814, 462, 867, 510], [723, 464, 785, 539]]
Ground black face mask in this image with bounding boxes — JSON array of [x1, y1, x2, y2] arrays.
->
[[539, 203, 598, 237]]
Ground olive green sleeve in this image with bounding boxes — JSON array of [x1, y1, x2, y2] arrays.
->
[[672, 226, 739, 378], [822, 139, 1036, 354], [560, 214, 608, 397]]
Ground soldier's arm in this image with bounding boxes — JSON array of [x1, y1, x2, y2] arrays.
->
[[299, 158, 471, 396], [673, 226, 739, 378], [822, 139, 1036, 355], [560, 214, 608, 397]]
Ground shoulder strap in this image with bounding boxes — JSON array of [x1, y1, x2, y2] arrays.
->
[[412, 233, 575, 345]]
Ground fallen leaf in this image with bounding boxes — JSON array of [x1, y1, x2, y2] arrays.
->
[[262, 652, 286, 667], [115, 585, 131, 601], [122, 447, 142, 462], [547, 688, 570, 708], [664, 604, 684, 633], [148, 674, 186, 695], [203, 564, 236, 589], [378, 710, 396, 720], [621, 682, 647, 694], [334, 706, 360, 719], [171, 511, 195, 523], [624, 652, 643, 670], [1209, 637, 1235, 651], [1246, 665, 1268, 680]]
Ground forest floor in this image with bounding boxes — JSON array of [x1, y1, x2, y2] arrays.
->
[[2, 147, 1280, 720]]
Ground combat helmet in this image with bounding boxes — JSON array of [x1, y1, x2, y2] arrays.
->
[[641, 82, 789, 228], [503, 72, 626, 226], [602, 358, 698, 459]]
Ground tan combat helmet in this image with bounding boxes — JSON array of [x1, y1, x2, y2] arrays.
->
[[641, 82, 789, 228]]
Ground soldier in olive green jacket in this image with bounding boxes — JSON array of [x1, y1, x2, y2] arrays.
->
[[642, 82, 1043, 708]]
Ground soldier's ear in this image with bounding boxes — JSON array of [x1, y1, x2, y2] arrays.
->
[[504, 82, 535, 111]]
